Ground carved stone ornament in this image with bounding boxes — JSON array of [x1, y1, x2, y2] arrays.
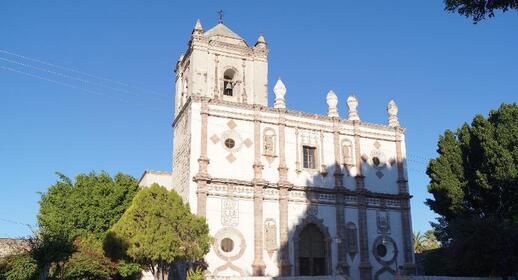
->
[[307, 204, 318, 217], [221, 198, 238, 227], [372, 235, 398, 266], [264, 218, 278, 258], [387, 99, 400, 128], [326, 90, 339, 117], [273, 78, 286, 109], [342, 140, 354, 166], [212, 227, 247, 277], [346, 222, 358, 261], [263, 128, 277, 165], [221, 130, 243, 152], [346, 95, 360, 121], [370, 148, 387, 170], [376, 210, 390, 234]]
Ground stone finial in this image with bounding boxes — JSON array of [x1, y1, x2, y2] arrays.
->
[[255, 33, 267, 48], [273, 78, 286, 109], [192, 19, 203, 35], [326, 90, 339, 117], [346, 95, 360, 121], [387, 99, 400, 127]]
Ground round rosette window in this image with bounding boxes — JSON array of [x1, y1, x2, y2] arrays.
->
[[372, 235, 398, 265], [221, 130, 242, 152], [370, 149, 386, 170], [213, 227, 246, 261]]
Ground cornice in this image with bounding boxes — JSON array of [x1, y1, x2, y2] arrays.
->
[[182, 96, 406, 135], [205, 177, 411, 201]]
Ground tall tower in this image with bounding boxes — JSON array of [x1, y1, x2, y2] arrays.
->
[[174, 19, 269, 117]]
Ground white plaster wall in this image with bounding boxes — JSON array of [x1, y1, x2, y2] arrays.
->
[[206, 116, 255, 181], [138, 172, 172, 189], [360, 137, 399, 194]]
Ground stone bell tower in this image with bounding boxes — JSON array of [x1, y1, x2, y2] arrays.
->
[[174, 19, 269, 116]]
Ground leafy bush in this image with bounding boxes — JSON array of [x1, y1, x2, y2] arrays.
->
[[1, 254, 37, 280], [186, 267, 204, 280]]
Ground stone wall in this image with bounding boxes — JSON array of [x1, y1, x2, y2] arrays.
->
[[0, 238, 29, 258]]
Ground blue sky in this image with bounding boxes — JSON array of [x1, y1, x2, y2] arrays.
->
[[1, 1, 517, 238]]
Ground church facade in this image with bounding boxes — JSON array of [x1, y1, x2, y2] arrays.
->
[[140, 19, 415, 280]]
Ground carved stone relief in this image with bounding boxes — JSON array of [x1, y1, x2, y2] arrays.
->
[[346, 222, 358, 261], [264, 218, 277, 257], [307, 204, 318, 217], [372, 235, 398, 266], [262, 128, 276, 165], [376, 210, 390, 234], [212, 227, 247, 276], [221, 198, 239, 227], [211, 119, 253, 164]]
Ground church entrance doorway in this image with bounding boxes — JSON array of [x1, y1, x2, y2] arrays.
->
[[298, 223, 328, 276]]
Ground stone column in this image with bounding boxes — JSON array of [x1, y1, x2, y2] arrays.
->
[[277, 113, 292, 276], [252, 106, 266, 275], [333, 120, 349, 275], [353, 121, 372, 280], [214, 54, 219, 98], [395, 128, 416, 275], [241, 59, 247, 103], [195, 100, 210, 217]]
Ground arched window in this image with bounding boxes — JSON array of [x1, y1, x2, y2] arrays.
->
[[223, 69, 236, 96]]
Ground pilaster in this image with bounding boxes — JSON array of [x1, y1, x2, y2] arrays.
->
[[251, 107, 266, 275], [333, 120, 349, 275], [354, 121, 372, 280], [195, 101, 210, 217], [214, 54, 220, 99], [395, 128, 416, 275], [277, 112, 292, 275]]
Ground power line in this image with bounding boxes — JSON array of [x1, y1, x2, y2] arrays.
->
[[0, 217, 35, 230], [0, 65, 126, 102], [0, 57, 166, 102], [0, 65, 166, 111], [0, 49, 169, 98]]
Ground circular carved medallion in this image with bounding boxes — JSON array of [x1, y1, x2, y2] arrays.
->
[[372, 235, 398, 265], [212, 227, 246, 261]]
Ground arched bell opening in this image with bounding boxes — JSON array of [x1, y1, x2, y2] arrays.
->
[[223, 68, 237, 97]]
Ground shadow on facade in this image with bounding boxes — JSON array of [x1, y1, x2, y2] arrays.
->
[[273, 157, 412, 280]]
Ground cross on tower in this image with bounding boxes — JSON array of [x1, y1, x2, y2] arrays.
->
[[218, 10, 224, 23]]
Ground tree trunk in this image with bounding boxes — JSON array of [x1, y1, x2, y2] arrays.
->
[[39, 263, 49, 280], [153, 263, 170, 280]]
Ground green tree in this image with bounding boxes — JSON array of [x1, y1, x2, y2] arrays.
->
[[61, 236, 115, 280], [444, 0, 518, 23], [186, 267, 204, 280], [413, 231, 426, 254], [36, 171, 140, 278], [426, 103, 518, 277], [109, 184, 210, 280], [413, 230, 439, 254]]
